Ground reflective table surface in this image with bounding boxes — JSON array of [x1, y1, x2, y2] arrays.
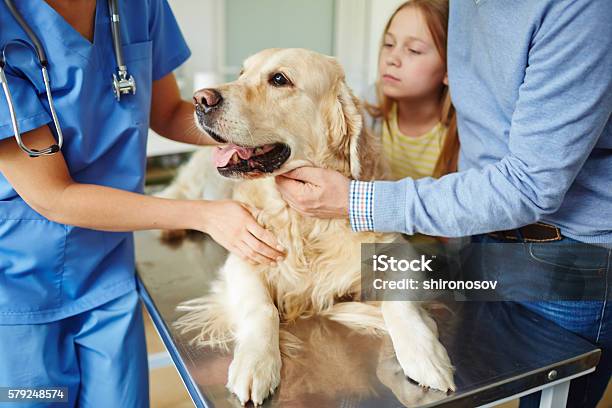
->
[[134, 231, 600, 408]]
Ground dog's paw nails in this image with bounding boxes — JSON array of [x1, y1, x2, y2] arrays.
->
[[227, 347, 281, 406], [408, 369, 454, 393], [416, 382, 432, 391], [396, 339, 455, 393]]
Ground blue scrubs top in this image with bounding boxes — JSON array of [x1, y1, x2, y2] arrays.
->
[[0, 0, 191, 324]]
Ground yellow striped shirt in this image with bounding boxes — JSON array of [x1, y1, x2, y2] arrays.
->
[[382, 104, 447, 181]]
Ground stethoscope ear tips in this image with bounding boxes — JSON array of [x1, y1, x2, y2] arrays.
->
[[49, 144, 60, 153]]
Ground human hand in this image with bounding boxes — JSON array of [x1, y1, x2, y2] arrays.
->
[[199, 200, 285, 265], [274, 167, 350, 219]]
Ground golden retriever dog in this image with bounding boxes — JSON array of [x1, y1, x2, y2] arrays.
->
[[159, 48, 455, 406]]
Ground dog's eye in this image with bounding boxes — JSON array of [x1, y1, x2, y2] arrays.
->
[[269, 72, 291, 87]]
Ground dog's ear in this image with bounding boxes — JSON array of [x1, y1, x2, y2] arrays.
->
[[328, 79, 364, 179]]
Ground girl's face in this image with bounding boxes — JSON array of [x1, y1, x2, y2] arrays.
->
[[378, 6, 447, 100]]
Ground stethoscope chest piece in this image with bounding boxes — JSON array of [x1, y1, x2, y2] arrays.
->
[[112, 67, 136, 101]]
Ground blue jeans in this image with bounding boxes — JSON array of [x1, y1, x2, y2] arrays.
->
[[469, 234, 611, 408]]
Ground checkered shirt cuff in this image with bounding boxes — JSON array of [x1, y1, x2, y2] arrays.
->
[[349, 180, 375, 232]]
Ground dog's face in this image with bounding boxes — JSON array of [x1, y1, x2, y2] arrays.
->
[[193, 48, 365, 179]]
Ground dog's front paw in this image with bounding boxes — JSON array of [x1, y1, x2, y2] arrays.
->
[[394, 336, 455, 393], [227, 346, 282, 406]]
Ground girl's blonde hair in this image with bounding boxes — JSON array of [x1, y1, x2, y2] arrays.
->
[[366, 0, 459, 178]]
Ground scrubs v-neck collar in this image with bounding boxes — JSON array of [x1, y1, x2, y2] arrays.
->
[[22, 0, 104, 61]]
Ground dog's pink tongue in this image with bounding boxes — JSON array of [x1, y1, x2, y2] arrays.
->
[[213, 145, 254, 167]]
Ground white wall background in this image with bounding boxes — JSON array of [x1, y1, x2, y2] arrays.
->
[[167, 0, 224, 97]]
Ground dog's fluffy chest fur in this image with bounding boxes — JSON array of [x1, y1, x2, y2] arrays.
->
[[233, 177, 393, 321]]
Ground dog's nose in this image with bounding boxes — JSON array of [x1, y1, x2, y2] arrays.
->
[[193, 88, 223, 111]]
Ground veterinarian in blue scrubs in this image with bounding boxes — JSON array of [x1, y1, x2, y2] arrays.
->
[[0, 1, 284, 406]]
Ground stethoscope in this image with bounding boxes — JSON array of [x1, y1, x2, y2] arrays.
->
[[0, 0, 136, 157]]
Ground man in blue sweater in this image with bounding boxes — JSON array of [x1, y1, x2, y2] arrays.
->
[[275, 1, 611, 406]]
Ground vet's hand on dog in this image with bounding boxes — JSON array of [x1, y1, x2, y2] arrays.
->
[[275, 167, 350, 218], [201, 200, 285, 265]]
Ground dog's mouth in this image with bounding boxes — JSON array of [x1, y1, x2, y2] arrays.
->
[[213, 143, 291, 178], [197, 111, 291, 178]]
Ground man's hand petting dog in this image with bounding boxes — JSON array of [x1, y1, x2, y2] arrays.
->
[[275, 167, 350, 219]]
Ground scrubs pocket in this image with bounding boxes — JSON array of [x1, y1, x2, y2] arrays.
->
[[0, 201, 66, 313], [121, 41, 153, 127]]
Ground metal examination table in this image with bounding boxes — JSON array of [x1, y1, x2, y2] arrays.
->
[[134, 230, 601, 408]]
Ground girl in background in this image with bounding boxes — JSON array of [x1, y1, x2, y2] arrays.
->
[[365, 0, 457, 243], [366, 0, 458, 182]]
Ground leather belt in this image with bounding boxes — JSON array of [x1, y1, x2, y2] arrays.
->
[[488, 222, 563, 243]]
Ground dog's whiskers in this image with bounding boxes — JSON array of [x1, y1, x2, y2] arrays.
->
[[245, 126, 256, 147]]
